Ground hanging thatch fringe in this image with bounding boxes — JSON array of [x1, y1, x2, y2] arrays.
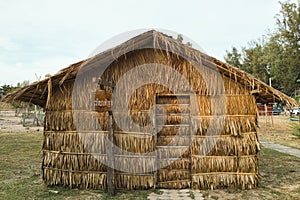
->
[[192, 173, 259, 190]]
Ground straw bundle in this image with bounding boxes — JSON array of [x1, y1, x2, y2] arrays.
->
[[192, 173, 259, 190], [191, 133, 259, 156], [157, 126, 190, 136], [158, 180, 191, 189], [158, 169, 190, 182], [114, 134, 155, 153], [43, 168, 107, 189], [114, 174, 154, 189]]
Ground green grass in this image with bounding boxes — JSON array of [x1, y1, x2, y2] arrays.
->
[[211, 195, 219, 200], [188, 190, 195, 199], [0, 102, 14, 111], [259, 148, 300, 186], [291, 123, 300, 138]]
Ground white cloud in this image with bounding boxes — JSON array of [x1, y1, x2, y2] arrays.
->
[[0, 37, 21, 51], [0, 56, 79, 86]]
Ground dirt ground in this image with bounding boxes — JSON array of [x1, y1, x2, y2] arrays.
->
[[258, 115, 300, 149], [0, 110, 43, 133]]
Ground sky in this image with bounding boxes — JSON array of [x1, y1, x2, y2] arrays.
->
[[0, 0, 296, 86]]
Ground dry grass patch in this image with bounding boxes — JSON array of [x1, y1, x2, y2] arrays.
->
[[258, 115, 300, 150]]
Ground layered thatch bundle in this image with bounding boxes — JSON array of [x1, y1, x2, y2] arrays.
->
[[2, 30, 298, 190]]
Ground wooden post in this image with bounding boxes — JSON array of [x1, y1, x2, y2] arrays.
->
[[271, 110, 274, 127], [154, 96, 158, 189], [97, 80, 115, 195], [107, 111, 115, 195], [188, 97, 192, 189], [264, 104, 268, 126]]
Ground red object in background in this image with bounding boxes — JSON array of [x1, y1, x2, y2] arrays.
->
[[257, 104, 273, 116]]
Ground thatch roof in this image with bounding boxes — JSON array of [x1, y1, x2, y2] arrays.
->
[[2, 30, 298, 107]]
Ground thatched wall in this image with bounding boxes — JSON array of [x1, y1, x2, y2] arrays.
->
[[42, 48, 259, 190]]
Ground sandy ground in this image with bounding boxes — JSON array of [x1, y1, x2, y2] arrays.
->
[[0, 110, 43, 133], [258, 115, 300, 149]]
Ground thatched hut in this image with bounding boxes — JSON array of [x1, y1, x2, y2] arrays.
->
[[2, 30, 297, 190]]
